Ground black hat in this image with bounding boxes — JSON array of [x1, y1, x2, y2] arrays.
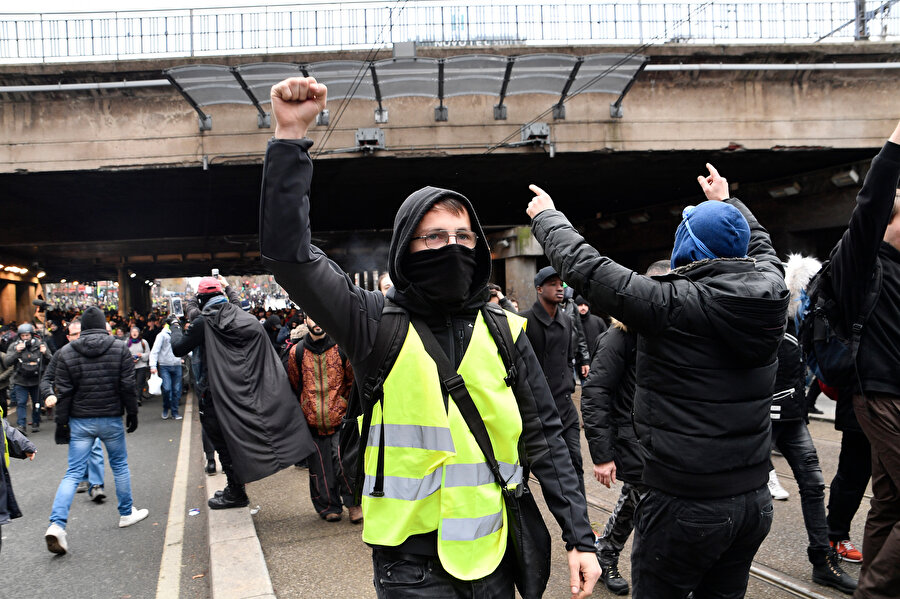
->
[[81, 307, 107, 331], [534, 266, 560, 288], [574, 295, 590, 307]]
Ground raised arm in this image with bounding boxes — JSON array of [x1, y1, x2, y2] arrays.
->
[[260, 77, 383, 364]]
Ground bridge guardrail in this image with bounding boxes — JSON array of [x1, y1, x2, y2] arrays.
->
[[1, 1, 898, 64]]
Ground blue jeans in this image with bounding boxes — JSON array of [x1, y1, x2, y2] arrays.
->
[[50, 417, 133, 527], [159, 365, 182, 417], [12, 384, 41, 427], [82, 438, 105, 487]]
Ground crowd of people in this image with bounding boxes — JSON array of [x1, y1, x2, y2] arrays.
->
[[1, 74, 897, 599]]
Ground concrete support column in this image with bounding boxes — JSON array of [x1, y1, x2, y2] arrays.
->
[[118, 267, 132, 316], [504, 256, 538, 308], [132, 284, 152, 315]]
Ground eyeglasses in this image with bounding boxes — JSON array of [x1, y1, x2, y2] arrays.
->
[[411, 229, 478, 249]]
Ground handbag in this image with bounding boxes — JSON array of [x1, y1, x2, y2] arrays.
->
[[147, 372, 162, 395], [411, 317, 551, 598]]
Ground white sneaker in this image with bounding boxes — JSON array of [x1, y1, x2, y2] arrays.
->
[[768, 469, 789, 501], [119, 507, 150, 528], [45, 523, 68, 555]]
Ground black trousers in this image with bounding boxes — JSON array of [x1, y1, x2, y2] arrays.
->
[[372, 548, 515, 599], [562, 421, 586, 501], [596, 481, 649, 565], [632, 485, 773, 599], [134, 367, 149, 401], [198, 394, 238, 486], [826, 429, 872, 542], [308, 431, 356, 517]]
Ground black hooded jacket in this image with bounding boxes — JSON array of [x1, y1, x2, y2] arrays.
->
[[53, 329, 138, 423], [532, 198, 789, 499], [259, 137, 596, 555]]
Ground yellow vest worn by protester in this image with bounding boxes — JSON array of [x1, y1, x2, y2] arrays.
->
[[361, 310, 526, 581], [2, 406, 9, 467]]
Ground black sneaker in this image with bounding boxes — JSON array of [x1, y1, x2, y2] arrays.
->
[[17, 425, 27, 435], [812, 548, 857, 594], [31, 424, 40, 433], [208, 486, 249, 510], [205, 459, 216, 475], [89, 485, 107, 503], [809, 405, 825, 415], [600, 561, 630, 596]]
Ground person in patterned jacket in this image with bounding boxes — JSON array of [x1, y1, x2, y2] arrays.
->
[[287, 314, 359, 523]]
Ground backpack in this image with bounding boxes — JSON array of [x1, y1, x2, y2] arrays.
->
[[797, 257, 882, 389], [16, 341, 43, 379], [338, 301, 520, 504]]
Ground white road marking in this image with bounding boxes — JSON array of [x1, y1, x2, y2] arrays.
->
[[155, 393, 193, 599]]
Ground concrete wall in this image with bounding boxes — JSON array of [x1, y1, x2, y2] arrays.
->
[[2, 44, 898, 174], [0, 278, 38, 324]]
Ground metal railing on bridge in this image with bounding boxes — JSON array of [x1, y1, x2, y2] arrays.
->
[[1, 1, 898, 64]]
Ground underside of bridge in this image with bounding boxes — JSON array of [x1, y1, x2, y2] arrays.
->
[[0, 145, 876, 283]]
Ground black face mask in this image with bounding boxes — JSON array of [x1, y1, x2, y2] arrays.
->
[[403, 244, 478, 312]]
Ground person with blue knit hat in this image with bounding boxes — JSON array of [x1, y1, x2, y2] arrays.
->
[[527, 163, 790, 599]]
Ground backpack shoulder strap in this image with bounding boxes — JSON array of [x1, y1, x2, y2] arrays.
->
[[481, 303, 520, 388]]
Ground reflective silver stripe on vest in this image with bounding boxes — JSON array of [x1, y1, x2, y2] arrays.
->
[[441, 511, 503, 541], [363, 468, 444, 501], [444, 462, 523, 488], [367, 424, 455, 452]]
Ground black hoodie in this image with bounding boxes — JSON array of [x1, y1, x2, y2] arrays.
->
[[533, 198, 789, 498], [53, 329, 138, 423], [259, 137, 597, 555]]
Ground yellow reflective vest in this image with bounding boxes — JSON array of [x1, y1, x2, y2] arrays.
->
[[361, 310, 525, 580]]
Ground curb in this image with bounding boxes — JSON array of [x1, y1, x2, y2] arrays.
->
[[205, 472, 275, 599]]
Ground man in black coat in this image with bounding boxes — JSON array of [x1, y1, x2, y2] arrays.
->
[[574, 295, 607, 361], [828, 119, 900, 598], [45, 307, 146, 556], [523, 266, 587, 502], [527, 164, 789, 598]]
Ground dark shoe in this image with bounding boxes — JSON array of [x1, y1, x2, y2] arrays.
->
[[17, 425, 27, 435], [205, 459, 216, 475], [31, 424, 40, 433], [76, 481, 90, 494], [809, 405, 825, 415], [324, 512, 342, 522], [812, 548, 857, 594], [208, 486, 249, 510], [89, 485, 107, 503], [600, 560, 630, 596]]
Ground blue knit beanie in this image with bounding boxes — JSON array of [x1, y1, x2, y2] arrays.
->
[[670, 201, 750, 269]]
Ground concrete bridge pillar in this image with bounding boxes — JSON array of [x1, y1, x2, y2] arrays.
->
[[0, 277, 39, 325], [488, 226, 545, 308]]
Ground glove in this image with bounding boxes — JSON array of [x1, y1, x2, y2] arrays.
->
[[126, 413, 138, 433], [55, 423, 70, 445], [166, 314, 180, 327]]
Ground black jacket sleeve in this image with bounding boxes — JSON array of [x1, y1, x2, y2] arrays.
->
[[225, 285, 242, 306], [40, 352, 59, 401], [581, 328, 625, 465], [568, 302, 590, 367], [530, 198, 781, 335], [54, 355, 74, 425], [513, 331, 596, 553], [119, 345, 138, 416], [831, 141, 900, 325], [259, 138, 383, 365], [170, 317, 204, 357]]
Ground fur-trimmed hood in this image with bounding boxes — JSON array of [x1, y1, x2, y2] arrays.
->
[[784, 254, 822, 319]]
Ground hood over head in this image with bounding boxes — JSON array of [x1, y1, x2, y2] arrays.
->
[[671, 201, 751, 269], [71, 329, 117, 358], [784, 253, 822, 319], [387, 186, 491, 315]]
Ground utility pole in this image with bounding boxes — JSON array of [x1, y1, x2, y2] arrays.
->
[[855, 0, 869, 40]]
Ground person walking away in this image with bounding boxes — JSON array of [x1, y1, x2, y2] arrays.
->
[[41, 319, 106, 501], [3, 323, 52, 433], [149, 318, 182, 420], [45, 307, 147, 555], [286, 314, 360, 523], [259, 76, 600, 598], [526, 163, 788, 598]]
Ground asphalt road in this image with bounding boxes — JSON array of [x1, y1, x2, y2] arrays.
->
[[1, 392, 211, 599]]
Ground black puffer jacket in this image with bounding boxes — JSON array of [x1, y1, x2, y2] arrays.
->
[[581, 323, 643, 483], [532, 198, 789, 499], [54, 329, 138, 423], [259, 137, 597, 555], [771, 325, 806, 423]]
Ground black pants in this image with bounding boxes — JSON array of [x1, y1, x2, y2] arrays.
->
[[202, 427, 216, 459], [308, 431, 355, 517], [372, 548, 515, 599], [562, 421, 586, 500], [134, 367, 149, 401], [632, 485, 773, 598], [198, 394, 238, 486], [827, 429, 872, 542], [596, 481, 649, 565]]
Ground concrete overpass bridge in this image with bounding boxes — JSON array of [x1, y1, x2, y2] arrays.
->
[[1, 4, 899, 316]]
